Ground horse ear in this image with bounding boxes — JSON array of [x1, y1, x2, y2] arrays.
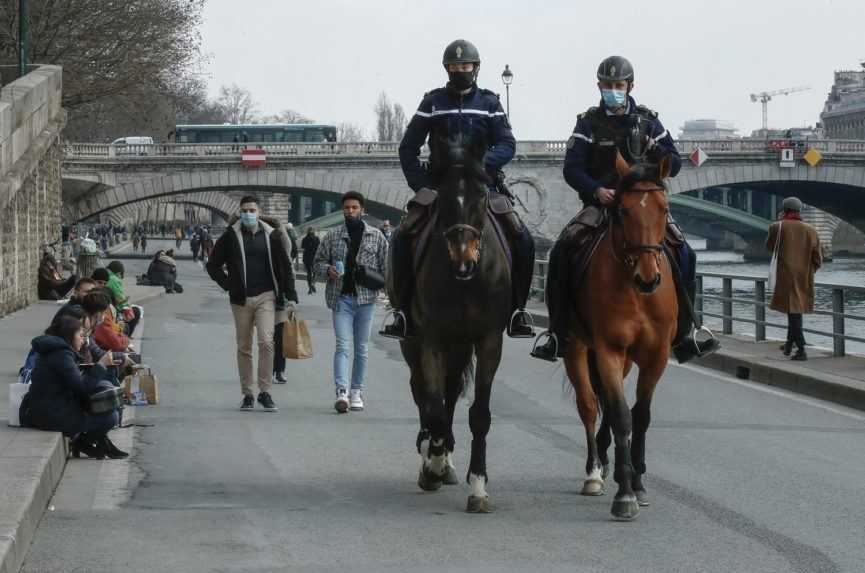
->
[[658, 154, 672, 180], [614, 151, 631, 179]]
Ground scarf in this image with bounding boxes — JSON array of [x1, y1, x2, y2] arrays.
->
[[782, 211, 802, 221]]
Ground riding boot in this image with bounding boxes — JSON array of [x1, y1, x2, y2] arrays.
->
[[531, 239, 570, 361], [507, 225, 536, 338], [671, 278, 721, 364], [379, 226, 417, 340]]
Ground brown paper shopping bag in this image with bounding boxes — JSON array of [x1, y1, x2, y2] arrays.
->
[[283, 313, 313, 359], [138, 369, 160, 404]]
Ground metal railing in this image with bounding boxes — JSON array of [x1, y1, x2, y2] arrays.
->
[[62, 138, 865, 161], [695, 271, 865, 357], [530, 262, 865, 357]]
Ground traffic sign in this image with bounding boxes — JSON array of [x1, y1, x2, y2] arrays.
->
[[779, 148, 795, 168], [689, 147, 708, 167], [241, 148, 266, 167], [803, 148, 823, 166]]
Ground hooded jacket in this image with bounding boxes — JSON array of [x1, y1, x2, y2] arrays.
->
[[25, 335, 109, 436], [206, 217, 298, 306]]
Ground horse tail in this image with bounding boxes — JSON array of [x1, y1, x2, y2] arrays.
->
[[460, 350, 476, 397], [586, 349, 605, 413]]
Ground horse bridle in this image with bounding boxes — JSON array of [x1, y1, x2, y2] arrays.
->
[[610, 186, 667, 269]]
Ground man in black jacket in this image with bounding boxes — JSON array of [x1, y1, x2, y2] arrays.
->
[[300, 227, 321, 294], [206, 195, 298, 412]]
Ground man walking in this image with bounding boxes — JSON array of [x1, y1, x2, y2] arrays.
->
[[207, 195, 298, 411], [314, 191, 388, 413], [301, 227, 321, 294], [766, 197, 822, 361]]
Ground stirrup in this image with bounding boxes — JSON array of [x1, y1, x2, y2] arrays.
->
[[673, 326, 720, 364], [507, 309, 536, 338], [530, 331, 559, 362], [378, 310, 408, 340]]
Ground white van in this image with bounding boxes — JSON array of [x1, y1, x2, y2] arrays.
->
[[111, 136, 154, 145]]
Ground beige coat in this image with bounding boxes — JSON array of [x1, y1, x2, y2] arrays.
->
[[766, 219, 822, 314]]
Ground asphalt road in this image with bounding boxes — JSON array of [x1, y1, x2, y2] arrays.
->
[[20, 252, 865, 573]]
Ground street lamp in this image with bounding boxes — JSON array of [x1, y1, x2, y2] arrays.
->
[[18, 0, 29, 77], [501, 64, 513, 118]]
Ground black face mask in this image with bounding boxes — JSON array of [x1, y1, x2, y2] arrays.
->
[[448, 71, 475, 91], [344, 215, 364, 232]]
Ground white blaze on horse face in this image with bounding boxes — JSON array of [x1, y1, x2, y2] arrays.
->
[[468, 473, 488, 498]]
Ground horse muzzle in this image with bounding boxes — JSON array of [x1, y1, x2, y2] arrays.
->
[[633, 272, 661, 295], [445, 224, 481, 281]]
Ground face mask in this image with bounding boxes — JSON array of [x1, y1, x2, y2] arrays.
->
[[448, 71, 475, 91], [240, 212, 258, 228], [344, 215, 364, 232], [601, 89, 627, 109]]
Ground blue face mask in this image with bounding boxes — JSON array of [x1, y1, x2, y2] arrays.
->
[[601, 89, 627, 109], [240, 212, 258, 228]]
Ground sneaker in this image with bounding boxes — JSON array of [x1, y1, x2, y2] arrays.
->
[[334, 388, 349, 414], [257, 392, 278, 412], [273, 371, 287, 384], [349, 389, 364, 411], [239, 395, 254, 411]]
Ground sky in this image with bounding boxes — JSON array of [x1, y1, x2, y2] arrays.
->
[[199, 0, 863, 140]]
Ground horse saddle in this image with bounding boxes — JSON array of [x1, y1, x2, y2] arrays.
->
[[566, 214, 610, 294]]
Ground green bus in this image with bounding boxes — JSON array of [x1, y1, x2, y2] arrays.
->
[[174, 124, 337, 144]]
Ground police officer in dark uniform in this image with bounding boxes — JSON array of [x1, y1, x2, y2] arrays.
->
[[531, 55, 719, 363], [380, 39, 536, 340]]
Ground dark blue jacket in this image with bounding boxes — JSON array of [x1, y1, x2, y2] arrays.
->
[[399, 85, 515, 192], [564, 96, 681, 207], [25, 335, 108, 436]]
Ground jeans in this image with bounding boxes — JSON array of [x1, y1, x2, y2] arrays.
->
[[82, 410, 119, 439], [304, 262, 316, 292], [787, 313, 806, 349], [332, 295, 375, 390]]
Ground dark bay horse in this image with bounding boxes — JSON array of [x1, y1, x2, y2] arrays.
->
[[563, 152, 677, 520], [390, 134, 511, 513]]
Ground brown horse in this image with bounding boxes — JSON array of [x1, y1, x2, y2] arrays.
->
[[563, 152, 677, 520]]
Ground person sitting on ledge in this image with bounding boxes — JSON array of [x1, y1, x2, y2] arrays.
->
[[38, 252, 77, 300]]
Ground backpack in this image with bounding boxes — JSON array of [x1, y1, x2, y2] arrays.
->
[[17, 349, 38, 385]]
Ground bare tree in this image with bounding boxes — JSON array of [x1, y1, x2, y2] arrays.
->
[[217, 84, 259, 125], [337, 122, 366, 142], [393, 103, 407, 141], [258, 109, 315, 124], [374, 92, 395, 142], [0, 0, 206, 140]]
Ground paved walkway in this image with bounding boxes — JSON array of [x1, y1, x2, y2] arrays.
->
[[0, 280, 163, 573], [526, 301, 865, 412]]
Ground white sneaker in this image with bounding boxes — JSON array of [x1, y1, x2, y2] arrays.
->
[[349, 389, 364, 411], [334, 388, 349, 414]]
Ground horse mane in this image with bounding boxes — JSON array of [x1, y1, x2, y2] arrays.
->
[[615, 163, 664, 194]]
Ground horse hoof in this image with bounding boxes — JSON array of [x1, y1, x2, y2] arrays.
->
[[466, 495, 492, 513], [442, 466, 459, 485], [610, 495, 639, 521], [635, 489, 650, 507], [417, 469, 442, 492], [580, 479, 605, 496]]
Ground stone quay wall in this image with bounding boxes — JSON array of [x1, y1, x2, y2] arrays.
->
[[0, 66, 66, 317]]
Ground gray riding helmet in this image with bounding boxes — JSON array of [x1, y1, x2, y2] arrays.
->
[[597, 55, 634, 83]]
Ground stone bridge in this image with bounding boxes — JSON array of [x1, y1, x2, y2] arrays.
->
[[62, 139, 865, 248]]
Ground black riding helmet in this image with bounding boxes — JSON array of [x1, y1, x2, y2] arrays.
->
[[442, 39, 481, 91], [597, 55, 634, 83]]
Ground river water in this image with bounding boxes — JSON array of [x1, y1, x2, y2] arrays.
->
[[695, 245, 865, 356]]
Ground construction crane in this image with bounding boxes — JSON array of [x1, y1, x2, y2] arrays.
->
[[750, 86, 811, 131]]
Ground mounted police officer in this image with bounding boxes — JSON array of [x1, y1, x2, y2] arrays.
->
[[531, 55, 720, 363], [380, 39, 536, 340]]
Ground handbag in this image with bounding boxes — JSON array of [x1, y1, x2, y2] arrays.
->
[[283, 313, 313, 360], [768, 221, 782, 292], [355, 265, 385, 291]]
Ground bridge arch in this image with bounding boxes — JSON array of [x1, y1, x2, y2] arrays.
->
[[670, 163, 865, 232], [101, 191, 239, 225], [64, 168, 414, 224]]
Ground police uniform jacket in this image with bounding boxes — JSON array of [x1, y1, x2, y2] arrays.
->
[[563, 96, 681, 207], [399, 85, 515, 192]]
